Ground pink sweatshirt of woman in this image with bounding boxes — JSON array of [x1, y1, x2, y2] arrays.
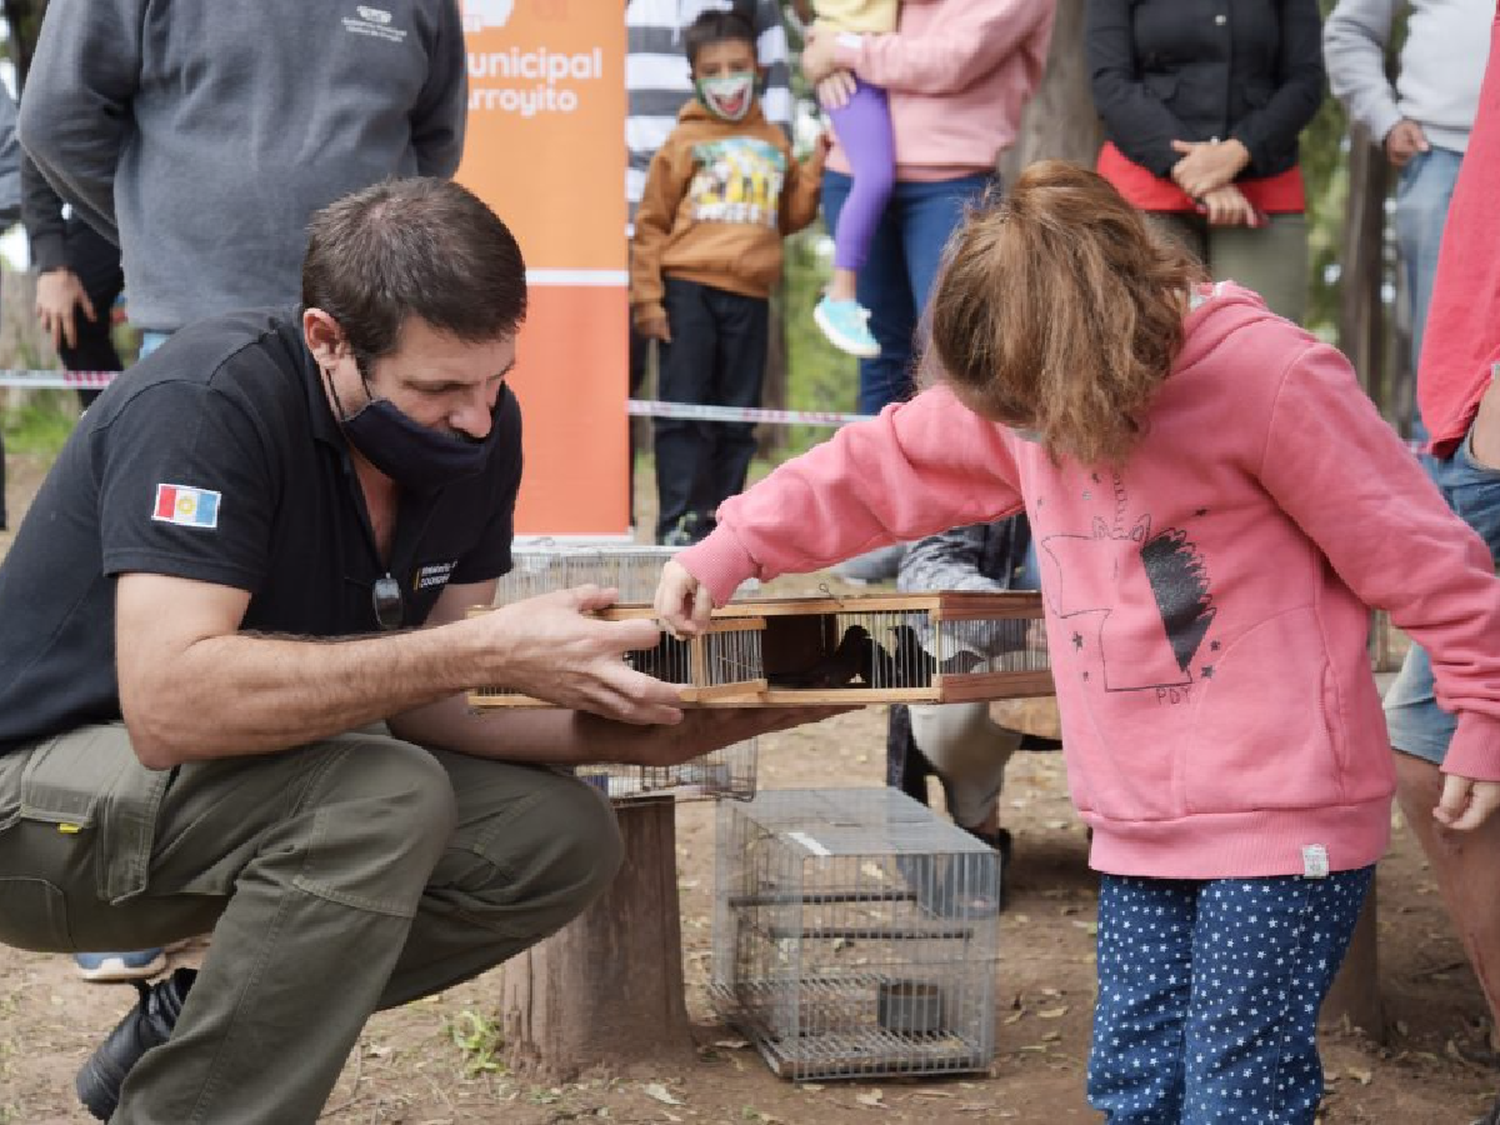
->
[[678, 286, 1500, 880], [825, 0, 1055, 181]]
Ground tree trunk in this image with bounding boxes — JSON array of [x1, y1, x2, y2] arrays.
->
[[3, 0, 46, 86], [498, 795, 694, 1080], [1337, 124, 1390, 408], [998, 0, 1104, 182], [1320, 874, 1385, 1041]]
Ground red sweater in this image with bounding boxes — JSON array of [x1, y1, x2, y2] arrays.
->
[[1418, 6, 1500, 457], [680, 286, 1500, 880]]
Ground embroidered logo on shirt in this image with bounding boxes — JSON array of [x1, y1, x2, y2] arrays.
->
[[152, 484, 221, 530], [343, 5, 408, 42], [414, 560, 458, 592]]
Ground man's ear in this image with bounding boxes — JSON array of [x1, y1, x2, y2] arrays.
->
[[302, 308, 349, 368]]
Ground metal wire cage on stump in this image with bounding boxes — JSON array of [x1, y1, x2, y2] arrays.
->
[[712, 789, 1001, 1081], [488, 544, 761, 803], [497, 544, 760, 605]]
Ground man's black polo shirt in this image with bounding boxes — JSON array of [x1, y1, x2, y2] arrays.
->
[[0, 308, 522, 753]]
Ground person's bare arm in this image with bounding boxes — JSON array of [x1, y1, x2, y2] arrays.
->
[[115, 574, 685, 769]]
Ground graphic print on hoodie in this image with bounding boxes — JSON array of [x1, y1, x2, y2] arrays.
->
[[1040, 473, 1217, 697], [687, 138, 786, 227]]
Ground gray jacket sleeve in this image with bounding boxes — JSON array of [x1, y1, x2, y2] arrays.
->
[[1323, 0, 1403, 145], [21, 152, 69, 273], [0, 86, 21, 227], [15, 0, 141, 244], [897, 524, 1009, 595], [411, 0, 469, 177]]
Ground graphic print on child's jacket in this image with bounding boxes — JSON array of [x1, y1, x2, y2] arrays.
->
[[1040, 474, 1217, 699]]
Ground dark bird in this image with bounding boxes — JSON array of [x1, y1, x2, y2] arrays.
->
[[768, 624, 873, 689], [860, 624, 937, 689]]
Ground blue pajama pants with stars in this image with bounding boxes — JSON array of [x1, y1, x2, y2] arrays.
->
[[1088, 867, 1373, 1123]]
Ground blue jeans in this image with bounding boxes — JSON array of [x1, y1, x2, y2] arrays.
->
[[1089, 868, 1373, 1124], [1385, 423, 1500, 764], [821, 170, 994, 415], [139, 330, 172, 357], [1394, 146, 1465, 445]]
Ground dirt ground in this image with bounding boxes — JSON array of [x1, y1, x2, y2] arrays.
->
[[2, 450, 1498, 1123]]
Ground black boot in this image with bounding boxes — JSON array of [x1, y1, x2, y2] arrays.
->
[[967, 827, 1013, 909], [76, 967, 196, 1120]]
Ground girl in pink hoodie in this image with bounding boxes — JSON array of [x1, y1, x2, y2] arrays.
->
[[656, 161, 1500, 1121]]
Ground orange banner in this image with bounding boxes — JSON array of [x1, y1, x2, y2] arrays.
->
[[459, 0, 629, 537]]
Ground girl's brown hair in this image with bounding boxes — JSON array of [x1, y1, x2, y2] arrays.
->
[[927, 160, 1207, 466]]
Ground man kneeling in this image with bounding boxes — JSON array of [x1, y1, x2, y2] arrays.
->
[[0, 177, 816, 1122]]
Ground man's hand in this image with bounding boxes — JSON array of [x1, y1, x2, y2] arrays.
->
[[1197, 184, 1262, 228], [635, 313, 671, 343], [801, 23, 841, 86], [816, 70, 857, 111], [1384, 119, 1430, 168], [654, 558, 714, 638], [1434, 773, 1500, 832], [479, 585, 685, 725], [1170, 138, 1251, 198], [35, 267, 97, 353]]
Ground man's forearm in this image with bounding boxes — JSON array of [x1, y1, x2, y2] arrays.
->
[[126, 621, 489, 766]]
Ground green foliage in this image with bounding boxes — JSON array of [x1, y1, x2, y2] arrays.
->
[[443, 1009, 507, 1077], [1301, 65, 1351, 342], [779, 223, 858, 458], [0, 389, 78, 455]]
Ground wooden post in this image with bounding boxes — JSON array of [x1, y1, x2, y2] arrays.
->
[[1320, 873, 1385, 1041], [498, 795, 695, 1080], [1337, 125, 1390, 407]]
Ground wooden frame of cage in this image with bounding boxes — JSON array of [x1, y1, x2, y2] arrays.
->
[[466, 591, 1052, 708]]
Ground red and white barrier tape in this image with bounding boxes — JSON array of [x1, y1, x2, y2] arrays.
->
[[627, 398, 869, 427], [0, 369, 119, 389], [0, 373, 1430, 453], [1, 373, 864, 428]]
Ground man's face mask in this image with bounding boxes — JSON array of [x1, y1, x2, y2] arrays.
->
[[327, 360, 502, 493], [696, 72, 755, 122]]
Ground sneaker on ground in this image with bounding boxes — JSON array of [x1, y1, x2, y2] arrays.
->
[[75, 948, 168, 983], [76, 967, 196, 1120], [832, 542, 907, 585], [814, 296, 880, 359]]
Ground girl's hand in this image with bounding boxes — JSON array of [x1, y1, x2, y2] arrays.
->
[[1434, 774, 1500, 832], [635, 313, 672, 343], [1170, 138, 1250, 198], [816, 69, 857, 110], [801, 24, 840, 85], [1197, 184, 1262, 228], [654, 559, 714, 638]]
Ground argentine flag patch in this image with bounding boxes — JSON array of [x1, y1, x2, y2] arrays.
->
[[153, 483, 221, 529]]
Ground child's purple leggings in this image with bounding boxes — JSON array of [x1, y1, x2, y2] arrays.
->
[[827, 79, 895, 273]]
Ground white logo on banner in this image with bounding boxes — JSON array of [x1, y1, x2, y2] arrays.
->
[[463, 0, 515, 31]]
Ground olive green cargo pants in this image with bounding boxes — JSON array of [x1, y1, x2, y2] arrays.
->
[[0, 723, 622, 1123]]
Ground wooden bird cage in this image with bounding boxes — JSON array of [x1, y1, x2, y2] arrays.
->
[[468, 592, 1051, 708]]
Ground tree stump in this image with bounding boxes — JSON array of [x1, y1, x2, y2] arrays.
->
[[1320, 873, 1385, 1041], [499, 794, 695, 1080]]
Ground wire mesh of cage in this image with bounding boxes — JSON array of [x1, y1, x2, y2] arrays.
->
[[487, 543, 760, 801], [712, 789, 1001, 1081]]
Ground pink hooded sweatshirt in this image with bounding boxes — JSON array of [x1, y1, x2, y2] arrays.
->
[[679, 286, 1500, 880], [826, 0, 1055, 181]]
